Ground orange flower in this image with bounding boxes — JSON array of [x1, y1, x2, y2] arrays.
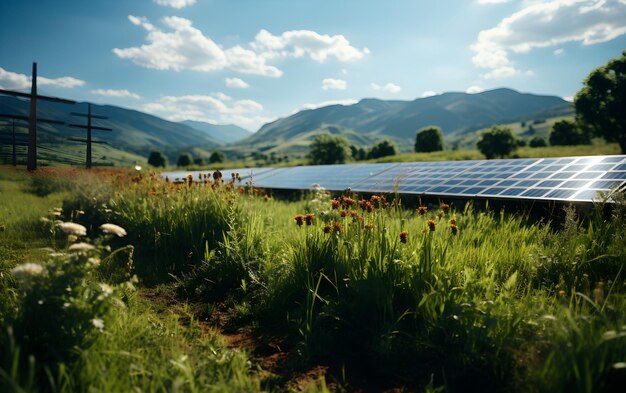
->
[[331, 199, 341, 210], [417, 206, 428, 216], [341, 196, 355, 209], [427, 219, 436, 231], [450, 224, 458, 235], [305, 213, 315, 225], [399, 231, 409, 243], [340, 211, 349, 218], [449, 218, 457, 226], [363, 223, 375, 230], [441, 203, 450, 214], [294, 214, 305, 226], [334, 222, 343, 233], [323, 223, 332, 234]]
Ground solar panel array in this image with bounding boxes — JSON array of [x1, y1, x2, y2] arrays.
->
[[162, 155, 626, 203]]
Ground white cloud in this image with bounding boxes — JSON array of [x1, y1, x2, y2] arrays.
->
[[471, 0, 626, 79], [421, 90, 438, 98], [370, 82, 402, 94], [225, 77, 250, 88], [252, 29, 369, 63], [564, 95, 574, 102], [300, 99, 358, 111], [114, 16, 369, 78], [322, 78, 347, 90], [0, 67, 85, 90], [554, 48, 565, 55], [91, 89, 141, 99], [142, 94, 271, 130], [466, 86, 484, 94], [113, 16, 282, 77], [153, 0, 196, 9]]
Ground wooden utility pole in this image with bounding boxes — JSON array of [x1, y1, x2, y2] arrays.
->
[[70, 103, 111, 168], [0, 62, 75, 170]]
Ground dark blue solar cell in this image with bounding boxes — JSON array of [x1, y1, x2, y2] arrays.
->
[[549, 172, 576, 180], [497, 180, 519, 187], [499, 188, 526, 196], [564, 164, 586, 171], [521, 188, 551, 197], [537, 180, 563, 188], [545, 189, 578, 199], [511, 172, 532, 179], [441, 179, 463, 185], [478, 179, 499, 186], [573, 171, 604, 179], [516, 180, 540, 187], [601, 171, 626, 180], [615, 163, 626, 171], [587, 163, 617, 171], [460, 179, 480, 186], [429, 186, 451, 193], [481, 187, 506, 195], [589, 180, 624, 189], [600, 156, 625, 163], [561, 180, 592, 188], [463, 187, 486, 194], [529, 172, 553, 179], [446, 186, 468, 193]]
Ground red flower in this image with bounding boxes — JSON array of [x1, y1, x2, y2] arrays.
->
[[427, 219, 436, 231], [331, 199, 341, 210], [305, 213, 315, 225], [323, 224, 332, 234], [334, 222, 343, 233], [450, 224, 458, 235], [399, 231, 409, 243], [441, 203, 450, 214], [294, 214, 305, 226], [417, 206, 428, 216], [450, 218, 457, 226], [340, 210, 349, 218]]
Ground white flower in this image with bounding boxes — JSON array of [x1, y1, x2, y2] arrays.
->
[[100, 223, 127, 237], [98, 283, 113, 296], [11, 263, 45, 279], [56, 222, 87, 236], [135, 165, 142, 171], [92, 318, 105, 331], [68, 242, 95, 253], [88, 257, 101, 267]]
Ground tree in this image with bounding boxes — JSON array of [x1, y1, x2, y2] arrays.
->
[[350, 145, 366, 161], [194, 157, 205, 166], [309, 134, 350, 165], [529, 136, 547, 148], [368, 140, 397, 159], [575, 51, 626, 153], [415, 126, 444, 153], [477, 125, 518, 159], [209, 151, 226, 164], [147, 151, 166, 168], [176, 152, 193, 167], [549, 119, 590, 146]]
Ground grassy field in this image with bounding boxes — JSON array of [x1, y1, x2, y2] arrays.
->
[[1, 166, 625, 392]]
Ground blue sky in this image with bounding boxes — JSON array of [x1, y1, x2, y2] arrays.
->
[[1, 0, 625, 131]]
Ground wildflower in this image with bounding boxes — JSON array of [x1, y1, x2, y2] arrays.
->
[[134, 165, 142, 171], [67, 235, 78, 243], [213, 170, 223, 181], [417, 206, 428, 216], [11, 263, 45, 279], [450, 224, 458, 235], [305, 213, 315, 225], [69, 242, 95, 253], [441, 204, 450, 214], [57, 222, 87, 236], [334, 222, 343, 233], [400, 231, 409, 243], [331, 199, 341, 210], [450, 218, 457, 226], [323, 223, 332, 234], [92, 318, 105, 332], [558, 289, 566, 296], [100, 223, 127, 237], [364, 223, 375, 230], [88, 257, 101, 267], [264, 194, 271, 201], [437, 211, 444, 219], [341, 196, 355, 209], [294, 214, 305, 226], [340, 210, 348, 218], [427, 219, 436, 231], [99, 283, 113, 296]]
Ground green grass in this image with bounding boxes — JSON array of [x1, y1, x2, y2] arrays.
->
[[1, 167, 625, 392]]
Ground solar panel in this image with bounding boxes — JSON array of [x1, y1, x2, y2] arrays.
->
[[161, 155, 626, 203]]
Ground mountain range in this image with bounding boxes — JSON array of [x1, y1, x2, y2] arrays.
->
[[0, 88, 573, 164]]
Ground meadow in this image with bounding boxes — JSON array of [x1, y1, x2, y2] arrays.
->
[[0, 165, 625, 392]]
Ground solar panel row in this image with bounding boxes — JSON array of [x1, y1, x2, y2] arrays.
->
[[162, 155, 626, 203]]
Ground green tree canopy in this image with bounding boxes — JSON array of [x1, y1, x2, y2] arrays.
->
[[549, 119, 590, 146], [309, 134, 350, 165], [368, 140, 397, 159], [147, 151, 167, 168], [476, 125, 518, 159], [529, 136, 548, 148], [176, 152, 193, 167], [415, 126, 444, 153], [209, 151, 226, 164], [574, 50, 626, 153]]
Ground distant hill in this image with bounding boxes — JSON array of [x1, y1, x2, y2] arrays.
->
[[0, 96, 220, 162], [238, 88, 573, 154], [180, 120, 251, 145]]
